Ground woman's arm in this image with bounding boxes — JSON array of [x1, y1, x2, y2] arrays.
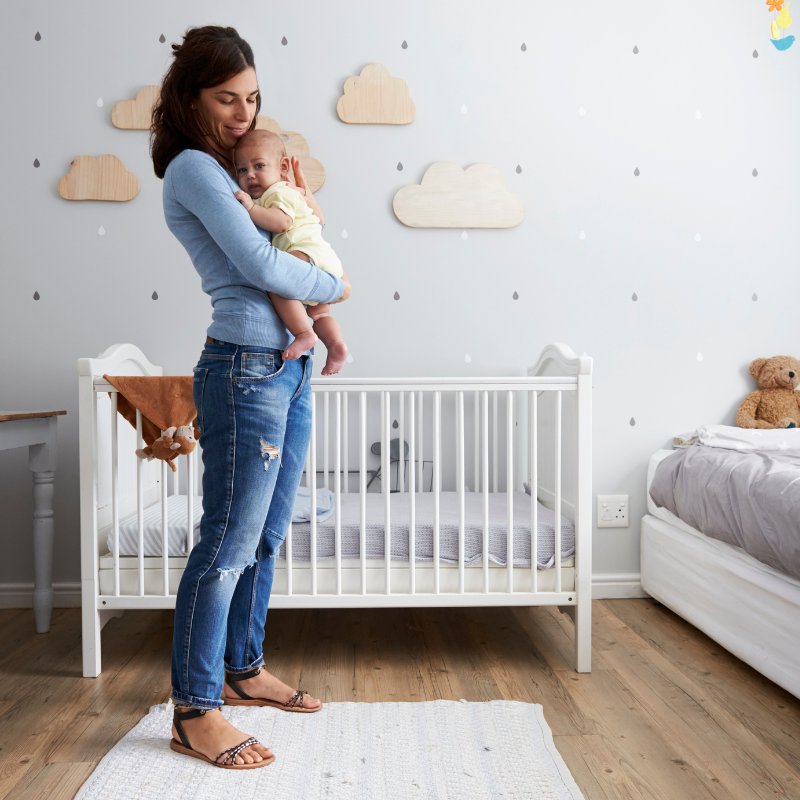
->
[[169, 151, 343, 304]]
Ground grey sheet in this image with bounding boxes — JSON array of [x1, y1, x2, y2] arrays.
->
[[649, 447, 800, 580], [279, 491, 575, 569]]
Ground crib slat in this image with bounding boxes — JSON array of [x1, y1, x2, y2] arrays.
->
[[555, 390, 562, 593], [399, 392, 404, 493], [530, 391, 538, 592], [474, 391, 479, 492], [111, 393, 120, 597], [433, 391, 441, 594], [286, 521, 293, 596], [418, 391, 424, 492], [310, 394, 317, 595], [383, 391, 391, 594], [506, 391, 514, 593], [458, 391, 465, 594], [482, 391, 489, 593], [343, 392, 349, 494], [335, 392, 342, 595], [360, 391, 367, 595], [409, 392, 416, 595], [186, 450, 194, 557], [323, 392, 329, 490], [161, 458, 169, 596], [493, 391, 498, 493], [135, 409, 144, 597]]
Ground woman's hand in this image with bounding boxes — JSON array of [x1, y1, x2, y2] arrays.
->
[[233, 190, 254, 212], [332, 270, 351, 304], [289, 156, 324, 224]]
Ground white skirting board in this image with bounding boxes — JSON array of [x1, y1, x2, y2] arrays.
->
[[0, 574, 646, 608]]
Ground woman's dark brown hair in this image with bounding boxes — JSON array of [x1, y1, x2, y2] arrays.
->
[[150, 26, 261, 179]]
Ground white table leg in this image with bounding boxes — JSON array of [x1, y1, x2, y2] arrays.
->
[[31, 470, 55, 633]]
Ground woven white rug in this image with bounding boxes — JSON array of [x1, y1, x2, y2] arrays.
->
[[75, 700, 585, 800]]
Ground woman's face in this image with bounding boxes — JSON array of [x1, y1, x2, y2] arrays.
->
[[195, 66, 259, 153]]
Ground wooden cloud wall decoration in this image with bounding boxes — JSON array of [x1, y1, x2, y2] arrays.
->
[[393, 162, 524, 228], [336, 63, 416, 125], [112, 85, 160, 130], [57, 154, 139, 202], [254, 115, 326, 192]]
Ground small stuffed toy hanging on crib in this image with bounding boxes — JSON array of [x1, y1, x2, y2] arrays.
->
[[135, 425, 197, 472]]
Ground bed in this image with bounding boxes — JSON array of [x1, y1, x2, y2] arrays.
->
[[642, 445, 800, 699], [79, 342, 593, 677]]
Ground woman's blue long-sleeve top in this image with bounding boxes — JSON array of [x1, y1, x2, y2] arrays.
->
[[163, 149, 344, 348]]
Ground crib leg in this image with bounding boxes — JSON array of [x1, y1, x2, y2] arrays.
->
[[81, 582, 101, 677], [575, 594, 592, 673]]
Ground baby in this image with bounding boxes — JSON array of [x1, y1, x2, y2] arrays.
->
[[233, 130, 348, 375]]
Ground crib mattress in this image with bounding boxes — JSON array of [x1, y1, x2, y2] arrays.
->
[[106, 491, 574, 570]]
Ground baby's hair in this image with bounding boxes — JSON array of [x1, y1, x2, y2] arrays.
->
[[235, 129, 287, 159]]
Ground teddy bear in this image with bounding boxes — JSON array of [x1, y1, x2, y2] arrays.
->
[[736, 355, 800, 429], [135, 425, 197, 472]]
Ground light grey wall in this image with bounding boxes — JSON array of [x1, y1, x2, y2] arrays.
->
[[2, 0, 798, 587]]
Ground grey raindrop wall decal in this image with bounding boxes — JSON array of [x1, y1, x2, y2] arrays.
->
[[34, 32, 41, 41], [753, 49, 759, 58], [630, 417, 636, 426], [752, 168, 758, 177], [392, 419, 399, 429], [33, 291, 40, 300], [393, 291, 400, 300], [520, 43, 527, 51], [515, 165, 522, 174], [512, 291, 519, 300], [33, 158, 40, 168], [397, 162, 403, 171], [159, 34, 166, 43], [633, 45, 639, 54], [632, 292, 638, 301], [152, 291, 158, 300], [634, 167, 640, 176], [401, 40, 408, 49], [281, 36, 288, 45], [752, 293, 758, 301]]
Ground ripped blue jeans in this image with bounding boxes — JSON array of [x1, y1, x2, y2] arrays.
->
[[171, 340, 312, 709]]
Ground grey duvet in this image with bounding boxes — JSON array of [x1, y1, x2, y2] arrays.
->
[[649, 446, 800, 580]]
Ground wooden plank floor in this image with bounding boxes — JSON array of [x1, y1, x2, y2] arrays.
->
[[1, 600, 799, 799]]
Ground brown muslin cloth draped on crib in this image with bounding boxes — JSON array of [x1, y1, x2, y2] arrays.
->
[[102, 375, 199, 446]]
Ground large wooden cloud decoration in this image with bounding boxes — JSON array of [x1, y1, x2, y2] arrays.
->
[[393, 162, 524, 228], [57, 155, 139, 202], [336, 64, 416, 125], [254, 115, 326, 192], [112, 85, 160, 130]]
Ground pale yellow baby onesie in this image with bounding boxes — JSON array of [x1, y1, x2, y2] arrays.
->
[[255, 182, 344, 305]]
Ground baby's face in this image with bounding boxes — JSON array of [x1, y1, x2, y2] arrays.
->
[[234, 145, 287, 198]]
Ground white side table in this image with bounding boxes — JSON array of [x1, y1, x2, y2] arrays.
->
[[0, 410, 65, 632]]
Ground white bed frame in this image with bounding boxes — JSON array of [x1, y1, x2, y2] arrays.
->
[[79, 343, 593, 678]]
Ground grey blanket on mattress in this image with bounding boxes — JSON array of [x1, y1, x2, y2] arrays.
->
[[649, 446, 800, 580]]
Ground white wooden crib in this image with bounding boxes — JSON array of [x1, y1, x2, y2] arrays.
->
[[78, 343, 592, 677]]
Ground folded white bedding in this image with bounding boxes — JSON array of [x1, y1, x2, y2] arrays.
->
[[674, 424, 800, 452]]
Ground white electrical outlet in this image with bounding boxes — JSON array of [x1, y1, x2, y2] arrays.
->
[[597, 495, 629, 528]]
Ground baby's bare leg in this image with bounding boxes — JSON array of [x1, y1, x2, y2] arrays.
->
[[308, 304, 348, 375], [268, 293, 318, 361]]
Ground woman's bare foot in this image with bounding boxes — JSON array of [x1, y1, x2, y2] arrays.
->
[[283, 329, 318, 361], [224, 668, 322, 710], [171, 707, 273, 765], [321, 340, 348, 376]]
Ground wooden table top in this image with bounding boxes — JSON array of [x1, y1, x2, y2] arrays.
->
[[0, 411, 67, 422]]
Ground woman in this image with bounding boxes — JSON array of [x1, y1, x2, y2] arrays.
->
[[151, 25, 349, 769]]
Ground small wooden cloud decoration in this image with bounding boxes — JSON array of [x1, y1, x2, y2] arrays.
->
[[336, 63, 416, 125], [255, 115, 326, 192], [111, 85, 160, 129], [57, 155, 139, 202], [393, 162, 524, 228]]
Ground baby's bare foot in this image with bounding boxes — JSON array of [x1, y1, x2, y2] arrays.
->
[[321, 341, 348, 376], [283, 329, 318, 361], [171, 707, 273, 765]]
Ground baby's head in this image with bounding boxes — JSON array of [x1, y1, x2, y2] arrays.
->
[[234, 130, 290, 199]]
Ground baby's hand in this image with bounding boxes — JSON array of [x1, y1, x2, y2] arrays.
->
[[234, 190, 254, 211]]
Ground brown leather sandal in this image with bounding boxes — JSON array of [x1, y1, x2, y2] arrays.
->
[[223, 666, 323, 713], [169, 706, 275, 769]]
